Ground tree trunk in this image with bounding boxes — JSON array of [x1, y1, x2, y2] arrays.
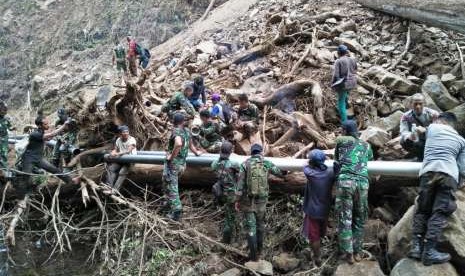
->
[[355, 0, 465, 34]]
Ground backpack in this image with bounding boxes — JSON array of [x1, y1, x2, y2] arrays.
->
[[144, 48, 151, 58], [136, 43, 151, 58], [246, 157, 268, 197]]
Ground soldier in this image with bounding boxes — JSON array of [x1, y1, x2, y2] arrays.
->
[[334, 120, 373, 264], [211, 141, 240, 244], [50, 108, 79, 169], [105, 125, 137, 193], [163, 113, 202, 221], [0, 102, 14, 169], [197, 109, 222, 153], [18, 113, 80, 198], [112, 40, 128, 84], [234, 94, 260, 138], [408, 112, 465, 266], [161, 81, 197, 120], [235, 143, 286, 261], [400, 93, 439, 161]]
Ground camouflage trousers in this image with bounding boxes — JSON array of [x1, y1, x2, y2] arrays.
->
[[221, 193, 237, 243], [335, 177, 369, 254], [200, 139, 222, 153], [242, 197, 267, 246], [162, 162, 185, 212], [0, 139, 8, 169]]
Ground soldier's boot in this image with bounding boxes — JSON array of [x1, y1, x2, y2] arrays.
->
[[340, 253, 354, 265], [167, 210, 182, 222], [407, 235, 424, 260], [311, 241, 322, 267], [256, 229, 264, 258], [247, 235, 258, 261], [422, 239, 450, 266]]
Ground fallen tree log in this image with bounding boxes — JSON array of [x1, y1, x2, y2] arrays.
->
[[355, 0, 465, 34]]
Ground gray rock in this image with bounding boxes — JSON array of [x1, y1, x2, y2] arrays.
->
[[441, 73, 457, 87], [196, 40, 217, 55], [366, 66, 420, 95], [373, 110, 403, 135], [334, 261, 385, 276], [390, 258, 458, 276], [448, 80, 465, 97], [388, 190, 465, 275], [219, 268, 242, 276], [244, 260, 273, 276], [422, 75, 460, 111], [360, 126, 391, 148], [272, 253, 300, 272]]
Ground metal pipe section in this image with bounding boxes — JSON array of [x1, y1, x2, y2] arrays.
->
[[106, 151, 422, 178]]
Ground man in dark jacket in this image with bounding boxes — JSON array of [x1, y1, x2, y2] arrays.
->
[[302, 149, 335, 266], [332, 44, 357, 123]]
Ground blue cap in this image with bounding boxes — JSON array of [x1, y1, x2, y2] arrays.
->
[[307, 149, 326, 164], [337, 44, 348, 54], [118, 125, 129, 133], [173, 112, 185, 125], [342, 120, 358, 136], [251, 143, 263, 154]]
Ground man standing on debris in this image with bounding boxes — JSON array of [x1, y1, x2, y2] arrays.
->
[[400, 93, 439, 161], [331, 44, 357, 123], [234, 94, 260, 138], [126, 36, 138, 77], [0, 102, 15, 169], [163, 113, 202, 221], [162, 81, 197, 120], [211, 141, 240, 244], [236, 144, 286, 261], [334, 120, 373, 264], [17, 113, 80, 198], [196, 109, 222, 153], [50, 108, 79, 169], [189, 75, 207, 110], [105, 125, 137, 193], [302, 149, 335, 267], [408, 112, 465, 266], [112, 40, 128, 84]]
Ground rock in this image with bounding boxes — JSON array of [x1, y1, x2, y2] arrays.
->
[[390, 258, 459, 276], [448, 103, 465, 136], [380, 45, 396, 52], [240, 73, 277, 95], [334, 37, 368, 57], [373, 110, 403, 135], [407, 75, 424, 85], [272, 253, 300, 273], [388, 190, 465, 275], [365, 66, 420, 95], [422, 75, 460, 111], [205, 254, 228, 275], [360, 126, 391, 148], [244, 260, 273, 276], [448, 80, 465, 98], [333, 261, 385, 276], [441, 73, 457, 87], [373, 207, 395, 223], [325, 17, 338, 24], [364, 219, 390, 246], [196, 40, 217, 55], [31, 75, 45, 93], [219, 268, 242, 276]]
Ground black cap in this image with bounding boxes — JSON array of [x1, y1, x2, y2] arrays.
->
[[220, 141, 233, 158], [342, 120, 358, 137], [199, 109, 211, 118], [251, 143, 263, 155], [118, 125, 129, 133], [173, 112, 185, 125]]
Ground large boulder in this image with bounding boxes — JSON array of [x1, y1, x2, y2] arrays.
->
[[272, 253, 300, 273], [388, 190, 465, 275], [365, 66, 420, 95], [373, 110, 404, 135], [422, 75, 460, 111], [448, 103, 465, 136], [390, 258, 458, 276], [244, 260, 273, 276], [360, 126, 391, 148], [333, 261, 385, 276]]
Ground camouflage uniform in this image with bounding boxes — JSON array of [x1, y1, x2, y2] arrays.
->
[[0, 116, 13, 169], [334, 135, 373, 255], [211, 158, 240, 243], [51, 120, 79, 168], [234, 103, 260, 135], [199, 121, 222, 153], [236, 155, 283, 257], [162, 127, 190, 213], [114, 44, 127, 73], [162, 92, 196, 120]]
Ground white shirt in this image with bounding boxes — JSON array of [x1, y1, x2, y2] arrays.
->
[[115, 136, 137, 155]]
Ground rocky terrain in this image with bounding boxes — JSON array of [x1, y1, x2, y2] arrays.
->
[[2, 0, 465, 275]]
